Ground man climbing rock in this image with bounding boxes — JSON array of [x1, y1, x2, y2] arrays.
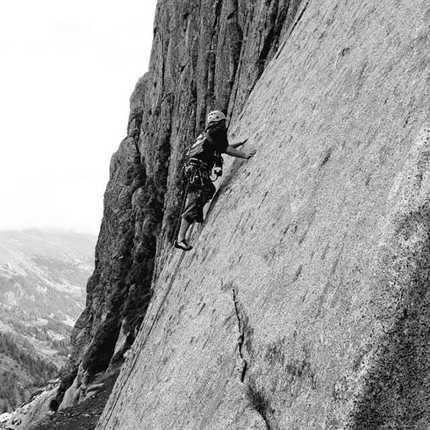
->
[[175, 110, 256, 251]]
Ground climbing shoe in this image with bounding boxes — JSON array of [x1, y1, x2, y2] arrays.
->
[[174, 239, 193, 251]]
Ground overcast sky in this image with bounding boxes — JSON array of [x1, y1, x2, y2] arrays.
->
[[0, 0, 158, 235]]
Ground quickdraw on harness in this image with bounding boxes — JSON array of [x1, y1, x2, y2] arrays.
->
[[185, 158, 210, 186]]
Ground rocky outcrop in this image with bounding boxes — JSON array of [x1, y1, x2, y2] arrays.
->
[[0, 381, 58, 430], [59, 0, 306, 408], [92, 0, 430, 429]]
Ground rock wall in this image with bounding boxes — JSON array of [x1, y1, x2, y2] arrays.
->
[[60, 0, 305, 407], [94, 0, 430, 429]]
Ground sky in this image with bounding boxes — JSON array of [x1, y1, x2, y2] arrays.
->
[[0, 0, 158, 235]]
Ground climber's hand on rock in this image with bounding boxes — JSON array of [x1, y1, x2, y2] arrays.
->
[[246, 149, 256, 159]]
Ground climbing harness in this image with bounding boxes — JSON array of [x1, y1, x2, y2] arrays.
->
[[185, 158, 210, 185]]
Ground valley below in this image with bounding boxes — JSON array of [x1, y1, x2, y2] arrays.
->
[[0, 229, 96, 413]]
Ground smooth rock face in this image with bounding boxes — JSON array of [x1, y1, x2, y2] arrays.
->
[[64, 0, 304, 402], [95, 1, 430, 429]]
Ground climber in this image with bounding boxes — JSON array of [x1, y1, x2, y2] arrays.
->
[[175, 110, 256, 251]]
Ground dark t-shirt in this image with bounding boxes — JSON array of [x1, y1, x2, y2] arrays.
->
[[196, 124, 229, 168]]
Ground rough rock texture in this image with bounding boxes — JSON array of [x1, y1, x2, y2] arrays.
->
[[93, 0, 430, 429], [59, 0, 304, 409]]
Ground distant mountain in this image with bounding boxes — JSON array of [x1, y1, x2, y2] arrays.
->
[[0, 229, 96, 412]]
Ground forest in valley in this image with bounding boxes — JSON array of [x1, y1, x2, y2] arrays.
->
[[0, 331, 59, 413]]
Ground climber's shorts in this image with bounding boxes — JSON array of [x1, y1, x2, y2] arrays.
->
[[181, 181, 216, 224], [182, 190, 204, 223]]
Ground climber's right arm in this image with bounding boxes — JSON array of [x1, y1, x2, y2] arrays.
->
[[229, 138, 248, 148], [225, 146, 256, 160]]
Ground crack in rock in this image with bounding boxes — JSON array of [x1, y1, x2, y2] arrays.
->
[[232, 288, 248, 383], [289, 0, 311, 35], [232, 289, 271, 430]]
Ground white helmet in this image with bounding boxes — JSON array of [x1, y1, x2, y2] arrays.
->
[[207, 110, 226, 125]]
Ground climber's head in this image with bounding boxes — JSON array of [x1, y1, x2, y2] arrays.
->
[[207, 110, 226, 127]]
